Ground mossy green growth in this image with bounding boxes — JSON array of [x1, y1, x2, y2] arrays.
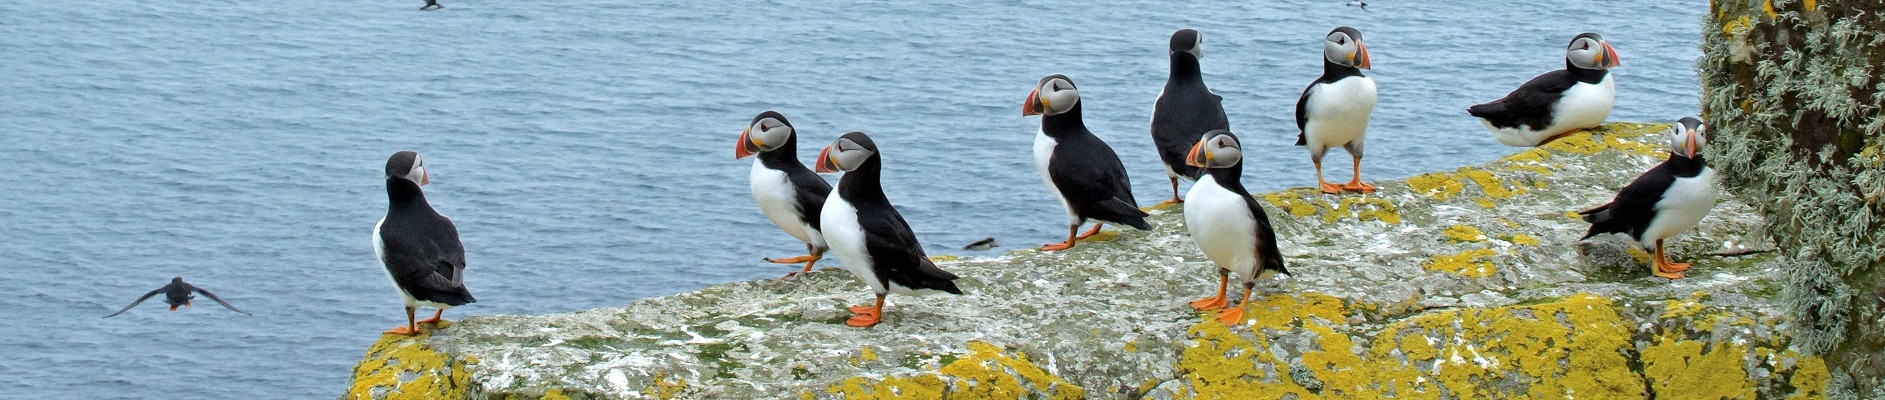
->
[[345, 322, 473, 400], [818, 341, 1083, 400]]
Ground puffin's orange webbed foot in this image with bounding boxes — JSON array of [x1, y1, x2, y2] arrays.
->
[[1343, 181, 1377, 194], [1040, 241, 1074, 251], [1189, 294, 1228, 310], [383, 326, 419, 335], [1660, 262, 1692, 273], [1317, 181, 1344, 195], [847, 305, 875, 314], [765, 255, 818, 264], [1215, 307, 1246, 326], [1159, 197, 1184, 205], [1074, 224, 1104, 240]]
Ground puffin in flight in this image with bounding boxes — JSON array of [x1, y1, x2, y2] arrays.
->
[[1183, 130, 1290, 325], [422, 0, 441, 11], [814, 132, 963, 327], [1023, 74, 1152, 251], [1579, 117, 1718, 279], [1150, 28, 1231, 204], [1294, 26, 1378, 194], [1469, 32, 1621, 147], [374, 151, 475, 335], [736, 111, 833, 279], [104, 277, 249, 318]]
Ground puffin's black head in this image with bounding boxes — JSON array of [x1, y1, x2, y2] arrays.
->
[[1324, 26, 1371, 69], [1170, 29, 1203, 60], [386, 151, 429, 186], [171, 276, 184, 284], [1185, 130, 1242, 169], [1670, 116, 1707, 159], [1022, 74, 1080, 117], [1566, 32, 1619, 70], [814, 132, 878, 173], [736, 110, 795, 159]]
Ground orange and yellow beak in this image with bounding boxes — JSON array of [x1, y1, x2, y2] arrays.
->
[[814, 145, 838, 173], [1355, 42, 1372, 69], [420, 169, 429, 186], [1184, 140, 1209, 168], [1022, 88, 1043, 116], [1684, 131, 1698, 158], [1599, 42, 1620, 68], [735, 127, 759, 159]]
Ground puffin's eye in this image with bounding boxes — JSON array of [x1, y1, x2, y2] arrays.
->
[[1336, 37, 1346, 45]]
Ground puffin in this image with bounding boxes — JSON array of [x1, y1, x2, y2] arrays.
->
[[736, 111, 833, 279], [1023, 74, 1152, 251], [1182, 130, 1290, 325], [813, 132, 963, 328], [1150, 28, 1231, 204], [422, 0, 441, 11], [1294, 26, 1378, 194], [1468, 32, 1621, 147], [374, 151, 475, 335], [104, 277, 249, 318], [1579, 117, 1717, 279]]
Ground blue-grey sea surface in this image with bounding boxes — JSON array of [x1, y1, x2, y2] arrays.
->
[[0, 0, 1701, 397]]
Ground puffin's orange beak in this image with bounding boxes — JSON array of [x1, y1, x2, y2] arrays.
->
[[421, 170, 429, 186], [814, 146, 837, 173], [1356, 42, 1372, 69], [1022, 88, 1043, 116], [735, 127, 757, 159], [1184, 140, 1207, 167], [1601, 42, 1620, 68], [1684, 132, 1697, 158]]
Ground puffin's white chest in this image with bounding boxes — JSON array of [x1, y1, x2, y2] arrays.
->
[[820, 192, 885, 294], [1641, 167, 1719, 248], [1484, 74, 1616, 147], [1033, 130, 1077, 223], [1303, 76, 1377, 151], [750, 162, 823, 247], [1184, 176, 1260, 279]]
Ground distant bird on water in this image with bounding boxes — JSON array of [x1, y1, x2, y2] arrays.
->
[[1346, 1, 1368, 11], [962, 237, 999, 251], [104, 277, 249, 318], [422, 0, 442, 11], [374, 151, 476, 335]]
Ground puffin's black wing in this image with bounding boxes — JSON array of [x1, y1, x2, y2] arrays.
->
[[1151, 83, 1229, 180], [860, 207, 962, 294], [104, 287, 167, 318], [1468, 70, 1577, 130], [1580, 161, 1679, 240], [185, 283, 250, 315], [1048, 135, 1150, 230], [382, 217, 476, 306], [1240, 193, 1291, 276], [785, 167, 833, 231], [1294, 82, 1316, 146]]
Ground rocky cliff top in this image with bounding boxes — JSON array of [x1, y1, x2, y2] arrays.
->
[[344, 123, 1829, 400]]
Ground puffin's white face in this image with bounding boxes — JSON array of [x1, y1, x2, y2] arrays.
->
[[1022, 76, 1080, 116], [407, 156, 429, 186], [736, 116, 793, 159], [1323, 28, 1371, 69], [1670, 117, 1707, 159], [1185, 131, 1242, 169], [1566, 34, 1620, 70], [814, 137, 875, 173]]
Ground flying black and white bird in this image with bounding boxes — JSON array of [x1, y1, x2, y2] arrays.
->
[[1024, 74, 1152, 251], [1182, 130, 1290, 325], [421, 0, 442, 11], [373, 151, 475, 335], [104, 277, 249, 318], [1150, 28, 1231, 204], [1469, 32, 1621, 147], [814, 132, 963, 328], [736, 111, 833, 279], [1579, 117, 1717, 279], [1295, 26, 1378, 194]]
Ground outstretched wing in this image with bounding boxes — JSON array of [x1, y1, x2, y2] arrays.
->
[[188, 284, 250, 315], [104, 287, 166, 318]]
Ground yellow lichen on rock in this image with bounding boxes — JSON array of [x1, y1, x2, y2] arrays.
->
[[1507, 234, 1540, 246], [1263, 190, 1328, 218], [345, 323, 473, 400], [819, 341, 1083, 400], [1458, 168, 1525, 199], [646, 373, 688, 399], [1441, 225, 1486, 243], [1405, 172, 1464, 201], [1422, 249, 1498, 278]]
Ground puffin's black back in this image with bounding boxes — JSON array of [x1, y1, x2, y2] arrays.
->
[[1041, 94, 1151, 230], [382, 177, 476, 306], [1579, 154, 1708, 240], [1152, 34, 1228, 181], [834, 134, 962, 294], [1467, 61, 1608, 130], [752, 111, 832, 230]]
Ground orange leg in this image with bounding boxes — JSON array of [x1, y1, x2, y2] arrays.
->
[[1342, 155, 1376, 193], [1190, 269, 1230, 310], [415, 309, 445, 325], [1314, 160, 1342, 194], [846, 294, 886, 328], [385, 306, 419, 335], [1041, 224, 1079, 251], [779, 246, 825, 280], [1075, 223, 1104, 239], [1216, 281, 1255, 325], [1652, 239, 1690, 279], [169, 304, 180, 312], [1160, 177, 1185, 204], [765, 255, 819, 264]]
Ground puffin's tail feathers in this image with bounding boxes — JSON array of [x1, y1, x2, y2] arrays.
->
[[1295, 132, 1307, 146], [1097, 198, 1153, 230], [1466, 102, 1505, 119], [1577, 203, 1621, 240], [905, 259, 965, 295]]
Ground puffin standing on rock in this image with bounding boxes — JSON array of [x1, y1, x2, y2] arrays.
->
[[1150, 28, 1231, 204], [1579, 117, 1718, 279], [1023, 74, 1152, 251], [1295, 26, 1378, 194], [374, 151, 475, 335], [814, 132, 963, 328], [1469, 32, 1620, 147], [1182, 130, 1290, 325], [736, 111, 833, 279]]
